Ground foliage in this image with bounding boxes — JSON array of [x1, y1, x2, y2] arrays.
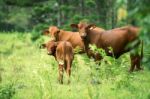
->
[[0, 33, 150, 99], [0, 83, 16, 99], [0, 0, 118, 32], [127, 0, 150, 67], [0, 0, 150, 98]]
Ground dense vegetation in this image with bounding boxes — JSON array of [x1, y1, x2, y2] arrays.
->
[[0, 33, 150, 99], [0, 0, 150, 99]]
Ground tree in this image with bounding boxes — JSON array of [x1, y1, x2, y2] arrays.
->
[[95, 0, 117, 29]]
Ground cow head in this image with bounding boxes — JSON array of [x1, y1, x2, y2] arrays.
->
[[43, 26, 60, 41], [70, 22, 96, 38], [43, 29, 49, 35], [40, 40, 57, 55]]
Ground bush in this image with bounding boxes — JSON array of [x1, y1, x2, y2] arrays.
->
[[0, 84, 16, 99]]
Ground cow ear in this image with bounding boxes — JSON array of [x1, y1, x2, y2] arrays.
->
[[43, 29, 49, 35], [86, 24, 96, 30], [40, 44, 46, 49], [70, 24, 78, 28], [57, 30, 60, 33]]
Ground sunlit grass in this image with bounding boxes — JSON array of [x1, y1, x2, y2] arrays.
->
[[0, 32, 150, 99]]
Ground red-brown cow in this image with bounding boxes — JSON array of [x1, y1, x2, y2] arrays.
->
[[71, 24, 143, 72], [41, 40, 74, 84], [70, 22, 105, 59], [43, 26, 85, 53]]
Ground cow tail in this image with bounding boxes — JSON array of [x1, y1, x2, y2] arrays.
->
[[63, 42, 66, 60], [140, 40, 143, 60]]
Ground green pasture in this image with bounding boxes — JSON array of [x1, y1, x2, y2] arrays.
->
[[0, 33, 150, 99]]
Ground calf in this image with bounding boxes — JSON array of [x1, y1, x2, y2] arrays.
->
[[71, 23, 143, 72], [41, 40, 74, 84], [43, 26, 85, 53]]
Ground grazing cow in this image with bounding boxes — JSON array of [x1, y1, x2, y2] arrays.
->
[[71, 23, 143, 72], [41, 40, 74, 84], [43, 26, 85, 53]]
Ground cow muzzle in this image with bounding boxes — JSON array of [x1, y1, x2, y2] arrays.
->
[[81, 33, 86, 38], [47, 51, 52, 55], [51, 37, 56, 41]]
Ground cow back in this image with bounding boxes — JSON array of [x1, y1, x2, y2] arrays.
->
[[58, 30, 85, 51], [56, 41, 73, 62]]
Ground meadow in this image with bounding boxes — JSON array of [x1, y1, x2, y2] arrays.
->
[[0, 32, 150, 99]]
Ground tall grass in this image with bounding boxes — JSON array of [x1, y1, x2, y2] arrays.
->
[[0, 32, 150, 99]]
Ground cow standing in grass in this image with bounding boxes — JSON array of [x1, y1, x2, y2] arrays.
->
[[41, 40, 74, 84], [43, 26, 85, 53], [71, 22, 105, 58], [71, 23, 143, 72]]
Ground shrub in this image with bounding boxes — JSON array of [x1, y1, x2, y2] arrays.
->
[[0, 84, 16, 99]]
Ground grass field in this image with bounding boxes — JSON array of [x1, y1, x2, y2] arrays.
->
[[0, 33, 150, 99]]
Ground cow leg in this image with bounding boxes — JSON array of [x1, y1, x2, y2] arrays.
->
[[95, 54, 102, 61], [58, 64, 64, 84], [129, 55, 136, 72], [135, 55, 143, 71], [95, 53, 103, 66], [66, 60, 72, 84]]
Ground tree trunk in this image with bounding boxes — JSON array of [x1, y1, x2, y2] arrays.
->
[[127, 0, 136, 25], [80, 0, 84, 16], [95, 0, 106, 28], [95, 0, 116, 29]]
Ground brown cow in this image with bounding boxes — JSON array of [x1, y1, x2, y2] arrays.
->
[[70, 22, 105, 59], [43, 26, 85, 53], [41, 40, 74, 84], [71, 24, 143, 72]]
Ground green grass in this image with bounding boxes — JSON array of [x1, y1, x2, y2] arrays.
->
[[0, 32, 150, 99]]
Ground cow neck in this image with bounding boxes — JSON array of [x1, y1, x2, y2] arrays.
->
[[56, 30, 68, 41], [85, 30, 103, 51], [57, 30, 66, 41], [56, 30, 64, 41], [55, 31, 60, 41], [59, 30, 73, 41], [52, 46, 57, 57], [83, 32, 90, 51]]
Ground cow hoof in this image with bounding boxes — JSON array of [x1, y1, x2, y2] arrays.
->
[[59, 82, 63, 84], [128, 69, 134, 73], [58, 80, 63, 84], [139, 67, 144, 70], [136, 67, 144, 71], [67, 81, 71, 85], [90, 79, 101, 85]]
